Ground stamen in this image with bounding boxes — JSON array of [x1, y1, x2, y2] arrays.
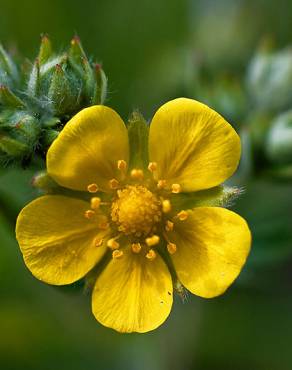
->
[[157, 179, 167, 189], [87, 183, 99, 193], [162, 199, 171, 213], [107, 238, 120, 250], [131, 243, 142, 254], [167, 242, 177, 255], [112, 250, 123, 259], [90, 197, 101, 209], [146, 249, 156, 261], [117, 159, 127, 171], [84, 210, 95, 219], [94, 237, 104, 247], [98, 221, 110, 230], [171, 183, 181, 194], [145, 235, 160, 247], [177, 210, 188, 221], [148, 162, 157, 172], [109, 178, 119, 189], [130, 168, 144, 180], [165, 220, 174, 231]]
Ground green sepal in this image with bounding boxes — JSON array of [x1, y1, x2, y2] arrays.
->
[[0, 135, 28, 157], [0, 43, 18, 84], [38, 35, 53, 65], [0, 85, 25, 108], [82, 57, 95, 103], [68, 36, 87, 64], [48, 64, 78, 115], [68, 36, 87, 77], [31, 170, 59, 192], [27, 58, 40, 97], [127, 111, 149, 170], [170, 185, 243, 210], [92, 64, 107, 104]]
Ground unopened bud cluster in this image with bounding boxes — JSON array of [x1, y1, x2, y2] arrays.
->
[[0, 35, 107, 166], [192, 40, 292, 179]]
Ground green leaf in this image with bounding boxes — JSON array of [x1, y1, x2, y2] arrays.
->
[[127, 111, 149, 170]]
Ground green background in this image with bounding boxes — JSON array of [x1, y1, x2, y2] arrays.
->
[[1, 0, 292, 369]]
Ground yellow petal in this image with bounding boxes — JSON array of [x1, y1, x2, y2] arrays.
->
[[149, 98, 241, 192], [47, 105, 129, 191], [170, 207, 251, 298], [16, 195, 110, 285], [92, 248, 173, 333]]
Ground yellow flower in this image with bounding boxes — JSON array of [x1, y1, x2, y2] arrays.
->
[[16, 98, 251, 333]]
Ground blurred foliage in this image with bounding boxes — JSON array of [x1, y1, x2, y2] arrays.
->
[[1, 0, 292, 369]]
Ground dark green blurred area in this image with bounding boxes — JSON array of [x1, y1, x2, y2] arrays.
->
[[1, 0, 292, 369]]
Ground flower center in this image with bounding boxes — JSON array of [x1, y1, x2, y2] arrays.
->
[[111, 185, 162, 237]]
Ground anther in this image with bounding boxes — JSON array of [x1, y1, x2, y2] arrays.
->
[[145, 235, 160, 247], [131, 243, 142, 254], [148, 162, 157, 172], [112, 250, 123, 259], [109, 178, 119, 189], [84, 210, 95, 219], [165, 220, 174, 231], [130, 168, 144, 180], [162, 199, 171, 213], [171, 183, 181, 194], [117, 159, 127, 171], [146, 249, 157, 261], [98, 221, 110, 230], [107, 238, 120, 250], [87, 183, 99, 193], [177, 210, 188, 221], [167, 242, 177, 255], [90, 197, 101, 209], [94, 238, 104, 247], [157, 179, 167, 189]]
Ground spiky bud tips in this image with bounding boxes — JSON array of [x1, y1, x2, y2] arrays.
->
[[0, 36, 108, 167]]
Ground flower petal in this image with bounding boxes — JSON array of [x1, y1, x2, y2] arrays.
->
[[92, 248, 173, 333], [149, 98, 241, 192], [16, 195, 110, 285], [170, 207, 251, 298], [47, 105, 129, 191]]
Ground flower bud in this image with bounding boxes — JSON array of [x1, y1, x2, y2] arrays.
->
[[38, 34, 53, 65], [48, 63, 78, 115], [266, 110, 292, 164], [247, 46, 292, 111]]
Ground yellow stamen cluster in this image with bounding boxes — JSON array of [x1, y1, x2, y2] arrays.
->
[[85, 165, 185, 261], [111, 185, 162, 237]]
